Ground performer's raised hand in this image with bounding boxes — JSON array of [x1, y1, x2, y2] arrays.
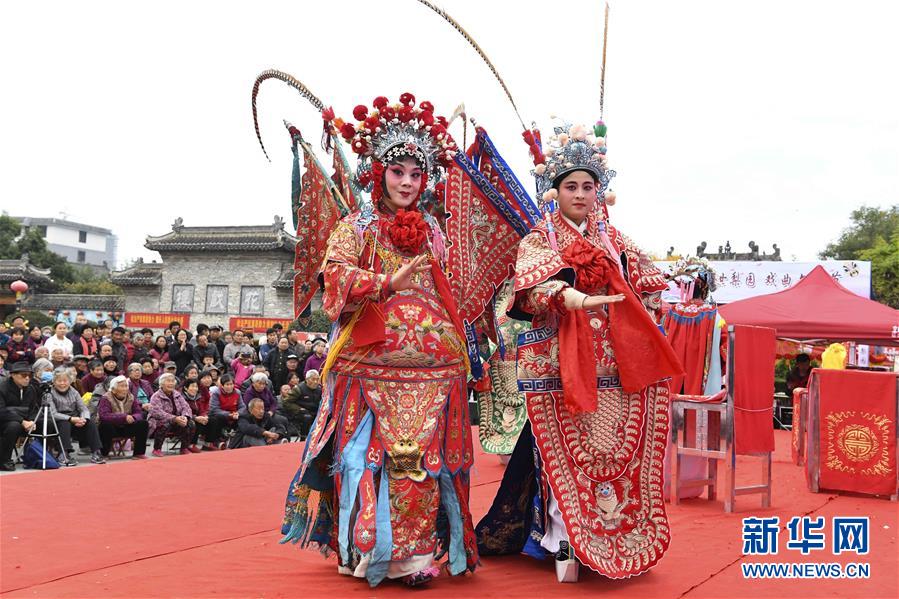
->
[[390, 255, 430, 292], [583, 294, 625, 310]]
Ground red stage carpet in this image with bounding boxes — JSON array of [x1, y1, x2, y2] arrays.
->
[[1, 429, 896, 598]]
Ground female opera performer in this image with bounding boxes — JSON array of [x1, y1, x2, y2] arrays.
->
[[280, 94, 478, 588], [476, 121, 683, 582]]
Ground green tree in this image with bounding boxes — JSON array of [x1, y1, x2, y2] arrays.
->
[[859, 234, 899, 308], [0, 215, 20, 257], [294, 309, 332, 333], [821, 205, 899, 308], [820, 206, 899, 259], [61, 280, 124, 295]]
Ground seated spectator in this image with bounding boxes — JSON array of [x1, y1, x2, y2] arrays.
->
[[304, 340, 327, 376], [0, 322, 8, 348], [232, 351, 255, 388], [101, 355, 121, 380], [71, 355, 91, 380], [32, 358, 55, 384], [181, 363, 200, 383], [150, 335, 170, 365], [71, 323, 98, 358], [44, 322, 74, 361], [5, 327, 35, 364], [97, 375, 148, 459], [140, 358, 159, 387], [181, 378, 216, 452], [0, 362, 41, 471], [47, 367, 106, 465], [243, 373, 290, 434], [131, 333, 149, 363], [81, 360, 107, 394], [204, 364, 221, 387], [197, 354, 217, 372], [148, 373, 199, 457], [197, 370, 213, 412], [49, 347, 67, 369], [281, 369, 322, 439], [208, 374, 244, 445], [97, 342, 115, 365], [192, 333, 220, 366], [229, 398, 285, 449], [33, 345, 50, 362], [222, 330, 255, 367], [109, 326, 130, 371], [168, 329, 195, 375], [127, 363, 154, 415], [28, 325, 46, 348], [0, 353, 7, 379], [162, 361, 178, 379]]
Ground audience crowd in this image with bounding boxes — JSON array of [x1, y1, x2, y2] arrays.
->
[[0, 315, 326, 472]]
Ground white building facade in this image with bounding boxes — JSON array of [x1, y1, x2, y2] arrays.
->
[[14, 216, 117, 271]]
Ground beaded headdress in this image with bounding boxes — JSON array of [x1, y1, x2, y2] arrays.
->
[[532, 120, 616, 208], [328, 93, 459, 194], [668, 257, 718, 301]]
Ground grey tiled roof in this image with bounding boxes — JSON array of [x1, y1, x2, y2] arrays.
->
[[144, 218, 297, 253], [25, 293, 125, 311], [272, 269, 296, 289], [0, 259, 53, 286], [110, 262, 163, 286]]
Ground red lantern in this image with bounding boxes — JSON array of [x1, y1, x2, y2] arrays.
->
[[10, 280, 28, 294]]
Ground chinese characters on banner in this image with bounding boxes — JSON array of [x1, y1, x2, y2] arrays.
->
[[655, 260, 871, 304]]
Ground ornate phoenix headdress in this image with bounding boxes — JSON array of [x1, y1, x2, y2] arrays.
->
[[668, 256, 718, 301], [531, 120, 616, 209], [328, 93, 459, 196]]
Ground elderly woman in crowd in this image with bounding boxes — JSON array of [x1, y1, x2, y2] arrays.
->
[[302, 339, 326, 376], [49, 348, 67, 369], [209, 374, 244, 447], [229, 397, 283, 449], [97, 375, 148, 459], [148, 372, 199, 457], [127, 362, 154, 414], [48, 367, 106, 465], [80, 360, 107, 394], [180, 378, 215, 452], [32, 358, 54, 385], [242, 372, 290, 434]]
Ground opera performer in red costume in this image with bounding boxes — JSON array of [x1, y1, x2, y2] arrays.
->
[[280, 94, 478, 588], [476, 121, 683, 583]]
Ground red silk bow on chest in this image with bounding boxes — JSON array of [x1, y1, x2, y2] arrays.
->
[[559, 239, 683, 413]]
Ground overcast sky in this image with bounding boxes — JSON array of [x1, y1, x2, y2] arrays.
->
[[2, 0, 897, 268]]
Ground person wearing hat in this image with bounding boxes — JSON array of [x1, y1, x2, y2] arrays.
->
[[71, 355, 91, 380], [0, 362, 41, 471], [163, 361, 178, 374]]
